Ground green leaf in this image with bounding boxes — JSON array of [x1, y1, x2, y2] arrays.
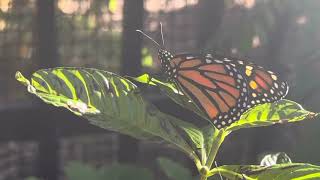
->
[[226, 99, 318, 132], [260, 152, 292, 166], [65, 161, 104, 180], [108, 0, 117, 13], [16, 68, 203, 164], [157, 157, 193, 180], [211, 163, 320, 180], [201, 125, 221, 166]]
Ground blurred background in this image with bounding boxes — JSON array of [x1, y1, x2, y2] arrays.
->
[[0, 0, 320, 179]]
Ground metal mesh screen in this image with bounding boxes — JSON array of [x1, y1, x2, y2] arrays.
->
[[0, 0, 36, 106], [55, 0, 122, 71], [0, 141, 38, 180]]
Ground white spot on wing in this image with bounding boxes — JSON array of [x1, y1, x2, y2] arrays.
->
[[206, 54, 213, 58], [270, 89, 274, 94]]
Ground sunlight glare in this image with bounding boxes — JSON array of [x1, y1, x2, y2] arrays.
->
[[235, 0, 255, 9], [0, 0, 11, 12], [296, 15, 307, 25], [58, 0, 79, 14], [0, 19, 6, 31], [252, 35, 261, 48], [146, 0, 198, 13], [231, 48, 238, 54], [78, 0, 92, 14]]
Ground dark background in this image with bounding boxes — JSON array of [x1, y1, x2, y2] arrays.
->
[[0, 0, 320, 179]]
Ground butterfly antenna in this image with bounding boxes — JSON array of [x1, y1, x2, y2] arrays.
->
[[136, 30, 161, 48], [214, 161, 223, 180], [160, 22, 165, 47]]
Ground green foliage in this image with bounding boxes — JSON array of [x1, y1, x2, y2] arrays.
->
[[226, 100, 316, 132], [15, 68, 204, 168], [16, 68, 319, 180], [65, 162, 105, 180], [157, 157, 193, 180], [65, 161, 153, 180]]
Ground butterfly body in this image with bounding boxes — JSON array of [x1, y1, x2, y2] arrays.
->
[[158, 50, 289, 129], [158, 49, 177, 81]]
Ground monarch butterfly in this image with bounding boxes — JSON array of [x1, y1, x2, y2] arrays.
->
[[137, 25, 289, 129]]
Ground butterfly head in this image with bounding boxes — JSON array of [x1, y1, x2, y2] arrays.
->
[[158, 49, 173, 68], [136, 24, 175, 80], [158, 49, 176, 80]]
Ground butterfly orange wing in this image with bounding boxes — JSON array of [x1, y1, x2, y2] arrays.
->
[[167, 53, 288, 129], [171, 54, 248, 128]]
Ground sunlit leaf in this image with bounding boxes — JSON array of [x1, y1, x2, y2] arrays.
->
[[16, 68, 206, 164], [260, 152, 292, 167], [211, 163, 320, 180], [226, 99, 318, 132]]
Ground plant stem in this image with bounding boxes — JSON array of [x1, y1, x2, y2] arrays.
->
[[208, 168, 244, 179], [200, 174, 207, 180], [205, 129, 227, 169]]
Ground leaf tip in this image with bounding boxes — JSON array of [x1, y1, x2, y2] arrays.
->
[[133, 74, 157, 86], [15, 71, 30, 87]]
